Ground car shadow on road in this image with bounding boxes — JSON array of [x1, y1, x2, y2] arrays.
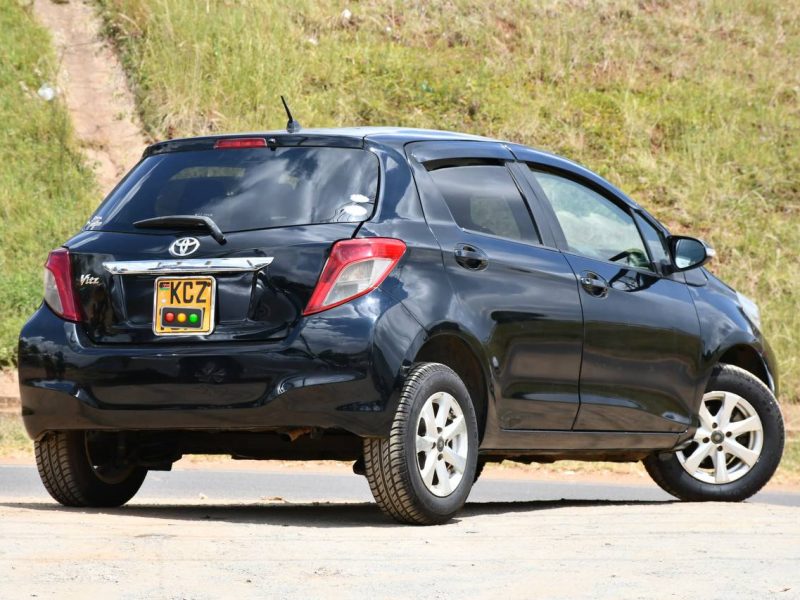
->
[[0, 498, 675, 528]]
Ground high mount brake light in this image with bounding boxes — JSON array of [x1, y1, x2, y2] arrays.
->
[[213, 138, 268, 149], [43, 248, 81, 321], [303, 238, 406, 316]]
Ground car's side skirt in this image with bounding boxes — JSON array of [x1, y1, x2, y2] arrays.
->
[[480, 430, 682, 453]]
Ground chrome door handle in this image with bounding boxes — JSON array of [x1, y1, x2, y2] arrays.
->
[[579, 271, 609, 298]]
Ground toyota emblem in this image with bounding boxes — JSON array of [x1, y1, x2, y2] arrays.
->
[[169, 237, 201, 257]]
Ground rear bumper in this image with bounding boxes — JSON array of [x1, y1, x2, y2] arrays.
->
[[18, 291, 424, 439]]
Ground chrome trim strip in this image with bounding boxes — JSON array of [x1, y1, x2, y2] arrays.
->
[[103, 257, 273, 275]]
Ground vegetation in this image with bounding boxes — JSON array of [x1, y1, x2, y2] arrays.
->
[[0, 3, 97, 364], [97, 0, 799, 400], [1, 1, 798, 407], [0, 414, 33, 458]]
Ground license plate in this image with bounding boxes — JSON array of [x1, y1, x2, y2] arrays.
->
[[153, 276, 216, 336]]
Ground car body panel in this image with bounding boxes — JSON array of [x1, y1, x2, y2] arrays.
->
[[404, 143, 584, 431], [561, 253, 701, 432], [68, 224, 359, 344], [18, 127, 778, 461], [19, 288, 422, 439]]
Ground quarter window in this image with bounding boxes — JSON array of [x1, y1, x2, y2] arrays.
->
[[530, 169, 652, 271], [635, 213, 670, 269], [427, 165, 539, 243]]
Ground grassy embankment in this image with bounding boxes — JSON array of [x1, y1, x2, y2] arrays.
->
[[2, 1, 799, 479], [97, 0, 800, 480], [98, 0, 799, 399], [3, 2, 798, 390], [0, 3, 97, 365]]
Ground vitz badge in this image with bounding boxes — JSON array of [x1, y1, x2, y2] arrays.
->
[[80, 274, 101, 286]]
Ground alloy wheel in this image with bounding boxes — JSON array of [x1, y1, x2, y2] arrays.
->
[[415, 391, 469, 497], [84, 433, 137, 485], [677, 391, 764, 484]]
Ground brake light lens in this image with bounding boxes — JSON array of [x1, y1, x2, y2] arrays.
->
[[303, 238, 406, 315], [213, 137, 267, 149], [43, 248, 81, 321]]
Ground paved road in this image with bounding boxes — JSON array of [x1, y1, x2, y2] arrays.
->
[[1, 463, 799, 506], [1, 465, 799, 599]]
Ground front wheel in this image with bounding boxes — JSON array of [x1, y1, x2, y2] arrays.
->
[[363, 363, 479, 525], [35, 431, 147, 507], [644, 364, 784, 502]]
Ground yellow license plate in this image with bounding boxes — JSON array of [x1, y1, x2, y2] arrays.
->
[[153, 276, 216, 336]]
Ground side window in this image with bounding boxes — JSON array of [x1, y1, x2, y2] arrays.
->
[[635, 213, 670, 269], [530, 169, 652, 271], [427, 164, 539, 243]]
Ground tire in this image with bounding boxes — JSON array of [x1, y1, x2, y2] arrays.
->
[[363, 363, 479, 525], [644, 364, 784, 502], [34, 431, 147, 507]]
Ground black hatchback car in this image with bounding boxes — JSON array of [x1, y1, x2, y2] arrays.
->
[[19, 127, 784, 524]]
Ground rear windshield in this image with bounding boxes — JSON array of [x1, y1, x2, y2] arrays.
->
[[87, 146, 379, 233]]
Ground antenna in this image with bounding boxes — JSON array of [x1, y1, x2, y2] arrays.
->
[[281, 96, 301, 133]]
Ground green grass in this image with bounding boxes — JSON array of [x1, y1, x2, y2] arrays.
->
[[96, 0, 799, 401], [1, 1, 798, 407], [777, 439, 800, 486], [0, 2, 98, 364], [0, 413, 32, 458]]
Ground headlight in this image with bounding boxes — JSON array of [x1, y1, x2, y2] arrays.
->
[[736, 292, 761, 330]]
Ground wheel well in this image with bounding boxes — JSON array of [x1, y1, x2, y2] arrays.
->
[[718, 345, 771, 391], [414, 334, 488, 441]]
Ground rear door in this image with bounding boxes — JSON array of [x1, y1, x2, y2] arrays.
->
[[407, 142, 584, 430], [69, 140, 380, 344], [524, 165, 702, 432]]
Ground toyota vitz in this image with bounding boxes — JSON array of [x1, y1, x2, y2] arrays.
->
[[19, 127, 784, 524]]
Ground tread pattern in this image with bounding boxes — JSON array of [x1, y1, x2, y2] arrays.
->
[[644, 364, 785, 502], [35, 432, 90, 506], [363, 363, 474, 525], [34, 431, 146, 507], [643, 451, 687, 500]]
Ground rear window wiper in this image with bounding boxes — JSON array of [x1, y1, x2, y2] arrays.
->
[[133, 215, 227, 245]]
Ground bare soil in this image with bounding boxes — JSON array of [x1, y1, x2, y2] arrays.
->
[[0, 370, 18, 409], [0, 493, 797, 599], [2, 1, 149, 408], [33, 0, 146, 195]]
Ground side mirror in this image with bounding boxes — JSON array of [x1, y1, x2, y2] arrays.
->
[[669, 236, 715, 271]]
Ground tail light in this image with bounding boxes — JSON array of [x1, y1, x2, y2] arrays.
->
[[303, 238, 406, 315], [43, 248, 81, 321]]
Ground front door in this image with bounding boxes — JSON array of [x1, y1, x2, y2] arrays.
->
[[526, 167, 703, 432]]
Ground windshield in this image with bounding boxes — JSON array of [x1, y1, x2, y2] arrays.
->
[[88, 146, 379, 233]]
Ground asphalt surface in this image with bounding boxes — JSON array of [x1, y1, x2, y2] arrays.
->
[[2, 465, 799, 599], [1, 463, 800, 506]]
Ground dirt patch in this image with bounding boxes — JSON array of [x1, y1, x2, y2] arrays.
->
[[1, 1, 149, 407], [33, 0, 147, 196], [0, 498, 797, 598], [0, 371, 19, 411]]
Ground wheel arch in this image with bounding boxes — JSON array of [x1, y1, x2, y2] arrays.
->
[[410, 329, 492, 443], [717, 344, 775, 394]]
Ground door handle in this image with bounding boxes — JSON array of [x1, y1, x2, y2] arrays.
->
[[454, 244, 489, 271], [579, 271, 609, 298]]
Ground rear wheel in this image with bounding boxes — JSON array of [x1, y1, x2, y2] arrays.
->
[[363, 363, 479, 525], [644, 364, 783, 501], [35, 431, 147, 507]]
